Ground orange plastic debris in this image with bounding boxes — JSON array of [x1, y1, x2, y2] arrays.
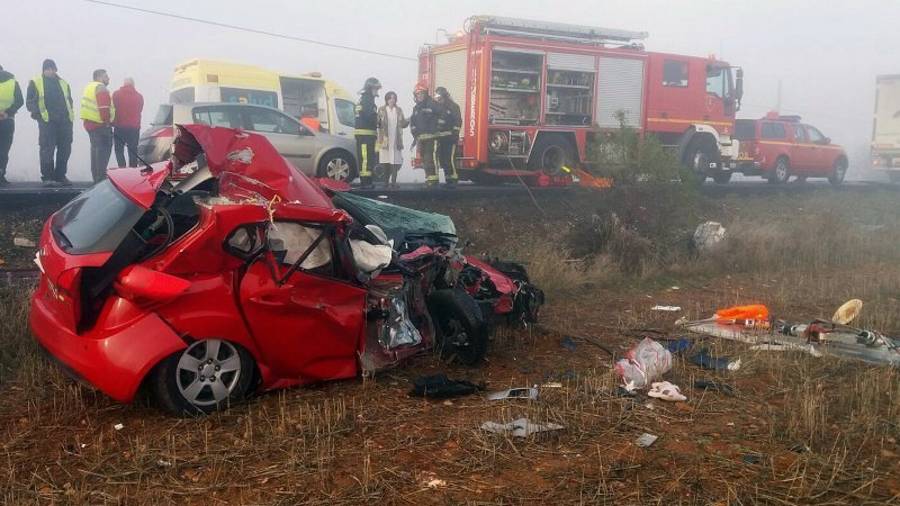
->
[[715, 304, 769, 322], [574, 168, 613, 189]]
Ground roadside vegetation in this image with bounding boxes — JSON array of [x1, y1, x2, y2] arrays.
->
[[2, 187, 899, 503]]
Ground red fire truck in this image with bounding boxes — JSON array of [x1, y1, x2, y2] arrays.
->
[[417, 16, 746, 183]]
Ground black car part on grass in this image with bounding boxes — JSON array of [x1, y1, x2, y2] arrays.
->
[[408, 374, 485, 399]]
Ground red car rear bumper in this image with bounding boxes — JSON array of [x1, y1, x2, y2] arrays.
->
[[30, 291, 187, 403]]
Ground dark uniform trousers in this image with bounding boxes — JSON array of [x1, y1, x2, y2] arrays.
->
[[419, 136, 439, 185], [437, 130, 459, 183], [38, 120, 73, 181], [0, 119, 13, 177]]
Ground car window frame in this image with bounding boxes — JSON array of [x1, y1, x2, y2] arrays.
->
[[267, 221, 352, 283], [191, 105, 241, 129], [792, 124, 808, 143], [662, 59, 690, 88], [760, 121, 787, 140], [805, 125, 826, 144], [334, 98, 357, 128], [241, 106, 312, 137], [705, 65, 726, 98]]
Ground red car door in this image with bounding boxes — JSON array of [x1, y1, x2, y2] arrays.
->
[[803, 125, 830, 175], [789, 124, 813, 173], [238, 222, 366, 382]]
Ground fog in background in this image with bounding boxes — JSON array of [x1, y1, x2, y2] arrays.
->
[[3, 0, 897, 182]]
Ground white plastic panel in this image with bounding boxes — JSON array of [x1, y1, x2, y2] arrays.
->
[[596, 57, 645, 128], [433, 49, 468, 109], [547, 52, 595, 71]]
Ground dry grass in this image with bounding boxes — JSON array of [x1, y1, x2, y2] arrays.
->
[[2, 188, 900, 504]]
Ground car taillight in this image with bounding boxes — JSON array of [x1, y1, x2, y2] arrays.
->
[[50, 268, 82, 330]]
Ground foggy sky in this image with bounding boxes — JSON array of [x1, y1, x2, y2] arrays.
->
[[3, 0, 897, 182]]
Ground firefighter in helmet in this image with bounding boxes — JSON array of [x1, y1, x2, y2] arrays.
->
[[409, 81, 442, 188], [434, 86, 461, 186], [355, 77, 381, 188]]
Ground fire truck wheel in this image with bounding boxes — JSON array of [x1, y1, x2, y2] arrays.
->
[[712, 171, 732, 184], [768, 157, 790, 184], [828, 158, 847, 185], [684, 135, 719, 178], [528, 135, 576, 175]]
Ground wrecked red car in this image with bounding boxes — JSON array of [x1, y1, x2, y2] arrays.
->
[[30, 125, 543, 415]]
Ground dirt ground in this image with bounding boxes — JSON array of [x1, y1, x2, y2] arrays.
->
[[2, 186, 899, 504]]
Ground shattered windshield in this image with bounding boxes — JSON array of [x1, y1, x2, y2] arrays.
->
[[332, 192, 456, 238]]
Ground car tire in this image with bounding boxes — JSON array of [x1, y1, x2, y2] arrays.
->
[[829, 158, 847, 185], [150, 339, 256, 416], [684, 135, 720, 180], [427, 289, 489, 366], [768, 157, 790, 184], [527, 135, 576, 176], [712, 171, 732, 184], [318, 150, 358, 183]]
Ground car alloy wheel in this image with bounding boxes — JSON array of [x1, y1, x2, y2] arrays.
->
[[769, 158, 789, 184], [427, 289, 488, 366], [829, 159, 847, 185], [176, 339, 243, 407], [776, 162, 787, 181], [444, 318, 470, 348], [326, 157, 352, 181]]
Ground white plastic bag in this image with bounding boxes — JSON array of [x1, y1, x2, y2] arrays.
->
[[615, 338, 673, 390]]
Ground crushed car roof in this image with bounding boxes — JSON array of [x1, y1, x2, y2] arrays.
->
[[179, 124, 335, 209]]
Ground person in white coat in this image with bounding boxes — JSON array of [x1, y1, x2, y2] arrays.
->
[[376, 91, 408, 188]]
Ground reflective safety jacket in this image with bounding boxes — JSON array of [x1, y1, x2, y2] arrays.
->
[[438, 99, 462, 137], [80, 81, 115, 124], [29, 75, 73, 122], [354, 91, 377, 136], [410, 96, 443, 140]]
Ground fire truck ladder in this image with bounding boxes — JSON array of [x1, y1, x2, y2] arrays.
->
[[467, 15, 648, 46]]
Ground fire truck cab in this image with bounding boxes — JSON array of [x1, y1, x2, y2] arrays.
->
[[418, 16, 745, 183]]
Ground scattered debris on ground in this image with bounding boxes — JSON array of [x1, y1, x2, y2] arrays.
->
[[480, 418, 564, 438]]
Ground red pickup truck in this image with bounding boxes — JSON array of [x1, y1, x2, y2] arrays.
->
[[734, 113, 848, 184]]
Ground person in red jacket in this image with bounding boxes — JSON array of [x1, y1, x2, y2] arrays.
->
[[112, 77, 143, 168]]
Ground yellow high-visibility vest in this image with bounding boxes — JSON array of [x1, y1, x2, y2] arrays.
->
[[31, 75, 73, 122], [0, 79, 15, 111], [80, 81, 116, 123]]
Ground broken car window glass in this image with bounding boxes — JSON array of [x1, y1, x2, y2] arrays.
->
[[268, 222, 332, 270], [332, 192, 456, 245]]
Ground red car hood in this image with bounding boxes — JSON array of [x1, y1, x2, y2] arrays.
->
[[179, 124, 335, 209]]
